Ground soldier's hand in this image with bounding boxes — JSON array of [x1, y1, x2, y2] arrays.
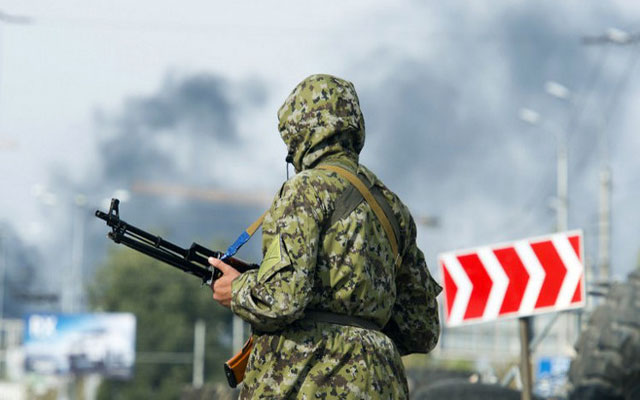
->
[[208, 257, 241, 308]]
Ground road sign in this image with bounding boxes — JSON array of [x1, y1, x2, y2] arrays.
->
[[439, 230, 584, 327], [535, 356, 571, 398]]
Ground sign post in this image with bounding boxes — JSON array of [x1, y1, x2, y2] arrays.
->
[[439, 231, 585, 398], [519, 317, 533, 400]]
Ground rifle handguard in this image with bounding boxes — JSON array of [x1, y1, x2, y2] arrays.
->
[[224, 335, 254, 388]]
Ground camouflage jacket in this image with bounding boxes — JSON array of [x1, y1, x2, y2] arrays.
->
[[231, 75, 441, 399]]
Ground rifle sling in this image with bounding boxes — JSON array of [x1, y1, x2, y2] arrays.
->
[[317, 164, 402, 268]]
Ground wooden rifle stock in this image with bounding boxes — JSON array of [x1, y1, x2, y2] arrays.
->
[[224, 335, 254, 388]]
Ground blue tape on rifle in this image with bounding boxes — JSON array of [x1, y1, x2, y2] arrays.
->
[[222, 231, 251, 260]]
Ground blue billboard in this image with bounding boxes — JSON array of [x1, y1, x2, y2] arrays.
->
[[23, 313, 136, 378]]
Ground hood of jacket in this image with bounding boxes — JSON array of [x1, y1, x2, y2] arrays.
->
[[277, 74, 365, 172]]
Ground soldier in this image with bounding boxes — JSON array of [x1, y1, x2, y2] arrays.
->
[[209, 74, 442, 399]]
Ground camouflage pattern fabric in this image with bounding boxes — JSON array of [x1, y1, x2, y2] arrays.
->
[[231, 74, 442, 399]]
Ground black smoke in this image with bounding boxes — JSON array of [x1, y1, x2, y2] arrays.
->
[[96, 73, 239, 187], [37, 72, 270, 313], [356, 1, 639, 277], [90, 72, 267, 260]]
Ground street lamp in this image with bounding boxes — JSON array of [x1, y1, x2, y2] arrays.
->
[[544, 81, 571, 101], [518, 107, 568, 232], [518, 108, 540, 125], [606, 27, 631, 44], [582, 27, 636, 46]]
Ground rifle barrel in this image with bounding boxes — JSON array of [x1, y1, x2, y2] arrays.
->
[[95, 200, 258, 284]]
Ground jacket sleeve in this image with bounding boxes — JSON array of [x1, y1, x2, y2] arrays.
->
[[230, 172, 325, 332], [382, 216, 442, 355]]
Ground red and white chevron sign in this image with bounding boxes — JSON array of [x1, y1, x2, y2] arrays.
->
[[438, 230, 585, 327]]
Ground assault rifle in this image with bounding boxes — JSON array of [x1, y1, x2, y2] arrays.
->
[[95, 198, 257, 387]]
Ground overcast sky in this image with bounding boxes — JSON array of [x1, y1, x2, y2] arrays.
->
[[1, 0, 639, 298]]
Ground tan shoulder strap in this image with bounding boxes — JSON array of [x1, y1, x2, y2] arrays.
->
[[317, 164, 402, 268]]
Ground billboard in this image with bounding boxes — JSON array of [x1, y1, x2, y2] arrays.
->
[[23, 313, 136, 378]]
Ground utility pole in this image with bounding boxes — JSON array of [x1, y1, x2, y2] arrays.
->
[[598, 168, 611, 281], [582, 28, 640, 282], [192, 319, 206, 388], [232, 314, 244, 360], [0, 229, 5, 378], [556, 132, 568, 233], [70, 195, 87, 313]]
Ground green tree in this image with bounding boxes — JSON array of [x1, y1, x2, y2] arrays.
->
[[89, 248, 234, 400]]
